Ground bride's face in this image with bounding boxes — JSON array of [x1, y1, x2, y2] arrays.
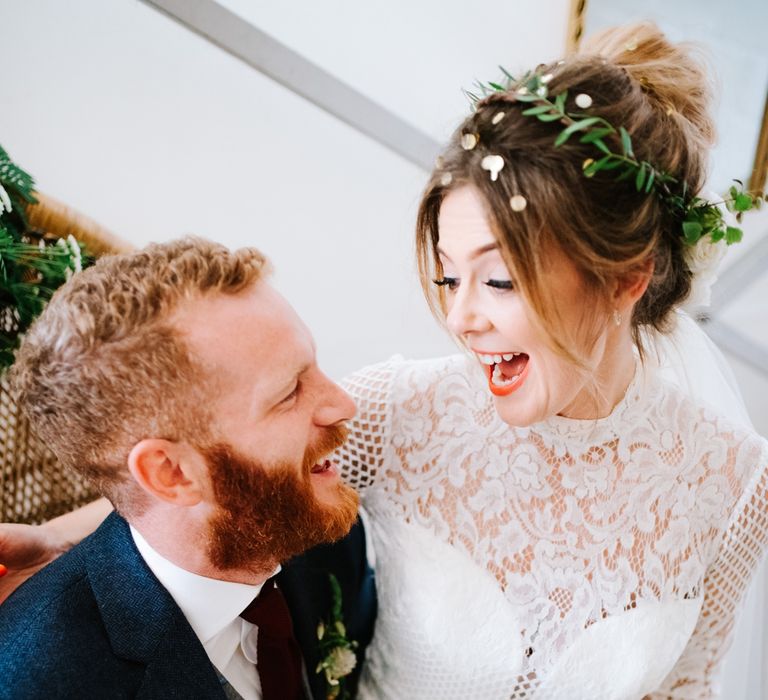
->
[[436, 186, 612, 426]]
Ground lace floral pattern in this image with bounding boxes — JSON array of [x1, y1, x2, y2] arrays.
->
[[339, 354, 768, 699]]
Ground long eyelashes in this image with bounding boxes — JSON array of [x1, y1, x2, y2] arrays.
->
[[432, 277, 514, 292], [433, 277, 459, 290], [484, 279, 514, 290]]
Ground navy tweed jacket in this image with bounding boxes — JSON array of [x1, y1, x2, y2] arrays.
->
[[0, 512, 376, 700]]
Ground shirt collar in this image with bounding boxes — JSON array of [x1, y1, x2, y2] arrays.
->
[[130, 525, 280, 643]]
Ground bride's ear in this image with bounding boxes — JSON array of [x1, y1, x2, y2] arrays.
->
[[127, 439, 206, 506], [613, 259, 654, 308]]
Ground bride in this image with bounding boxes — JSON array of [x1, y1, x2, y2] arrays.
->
[[2, 22, 767, 699], [338, 22, 768, 699]]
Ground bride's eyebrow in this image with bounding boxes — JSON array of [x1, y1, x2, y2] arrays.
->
[[437, 243, 499, 262]]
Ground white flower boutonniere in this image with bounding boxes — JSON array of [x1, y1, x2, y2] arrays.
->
[[316, 574, 358, 700]]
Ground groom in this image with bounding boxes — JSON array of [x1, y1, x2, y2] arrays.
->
[[0, 237, 375, 699]]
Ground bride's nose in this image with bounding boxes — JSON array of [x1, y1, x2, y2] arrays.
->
[[446, 285, 491, 337]]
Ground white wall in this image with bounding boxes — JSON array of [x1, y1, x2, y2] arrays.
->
[[0, 0, 570, 381], [216, 0, 572, 142]]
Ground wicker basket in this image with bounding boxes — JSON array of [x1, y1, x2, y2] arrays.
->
[[0, 192, 132, 523]]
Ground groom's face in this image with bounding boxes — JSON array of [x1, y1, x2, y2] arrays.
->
[[174, 282, 359, 570]]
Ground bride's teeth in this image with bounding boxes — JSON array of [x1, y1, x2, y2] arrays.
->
[[491, 364, 518, 387], [478, 351, 527, 367]]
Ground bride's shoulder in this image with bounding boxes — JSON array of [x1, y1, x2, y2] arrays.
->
[[343, 353, 479, 394], [648, 368, 768, 454]]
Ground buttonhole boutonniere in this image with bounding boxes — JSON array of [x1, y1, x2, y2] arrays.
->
[[316, 573, 358, 700]]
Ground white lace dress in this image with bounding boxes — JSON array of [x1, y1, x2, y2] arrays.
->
[[338, 354, 768, 700]]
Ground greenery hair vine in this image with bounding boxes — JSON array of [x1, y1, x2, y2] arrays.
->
[[464, 68, 766, 249]]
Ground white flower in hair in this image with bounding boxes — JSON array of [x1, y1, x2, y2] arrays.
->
[[682, 191, 730, 311], [683, 237, 726, 310]]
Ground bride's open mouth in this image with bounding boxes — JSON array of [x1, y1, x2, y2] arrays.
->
[[474, 350, 530, 397]]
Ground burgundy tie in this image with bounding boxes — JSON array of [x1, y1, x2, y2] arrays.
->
[[240, 578, 305, 700]]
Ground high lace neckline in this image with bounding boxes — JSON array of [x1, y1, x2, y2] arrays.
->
[[531, 360, 650, 444]]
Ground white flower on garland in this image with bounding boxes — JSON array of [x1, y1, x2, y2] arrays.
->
[[0, 184, 11, 214], [67, 234, 83, 272], [682, 192, 731, 311], [683, 235, 727, 310], [56, 234, 83, 280]]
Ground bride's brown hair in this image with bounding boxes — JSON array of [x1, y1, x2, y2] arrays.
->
[[416, 22, 715, 362]]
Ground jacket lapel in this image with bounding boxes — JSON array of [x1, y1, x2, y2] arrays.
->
[[277, 559, 329, 700], [83, 513, 226, 698]]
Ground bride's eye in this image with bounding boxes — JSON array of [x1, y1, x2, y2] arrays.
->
[[433, 277, 459, 291], [484, 279, 514, 293]]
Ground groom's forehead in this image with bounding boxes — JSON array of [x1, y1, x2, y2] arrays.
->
[[173, 283, 316, 406], [174, 281, 297, 347]]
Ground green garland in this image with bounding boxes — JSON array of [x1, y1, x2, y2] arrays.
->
[[465, 69, 766, 247], [0, 145, 89, 369]]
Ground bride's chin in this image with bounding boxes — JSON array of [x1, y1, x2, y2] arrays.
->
[[492, 396, 541, 428]]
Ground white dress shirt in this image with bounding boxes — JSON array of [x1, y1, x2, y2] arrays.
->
[[131, 526, 280, 700]]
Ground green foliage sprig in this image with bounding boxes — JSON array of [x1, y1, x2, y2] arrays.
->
[[465, 69, 766, 249], [0, 145, 89, 369], [316, 573, 358, 700]]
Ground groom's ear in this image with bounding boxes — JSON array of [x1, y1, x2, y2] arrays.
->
[[127, 439, 207, 506]]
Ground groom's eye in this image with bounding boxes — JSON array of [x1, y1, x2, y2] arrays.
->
[[281, 382, 300, 404]]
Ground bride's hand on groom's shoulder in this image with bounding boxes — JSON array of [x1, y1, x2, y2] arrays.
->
[[0, 497, 113, 604], [0, 521, 68, 604]]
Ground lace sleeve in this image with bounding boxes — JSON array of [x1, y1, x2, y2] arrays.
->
[[648, 438, 768, 699], [334, 357, 400, 492]]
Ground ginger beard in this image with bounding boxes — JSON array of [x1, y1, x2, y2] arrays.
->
[[203, 424, 359, 573]]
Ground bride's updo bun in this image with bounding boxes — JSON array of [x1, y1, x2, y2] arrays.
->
[[417, 22, 717, 359], [581, 22, 715, 168]]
